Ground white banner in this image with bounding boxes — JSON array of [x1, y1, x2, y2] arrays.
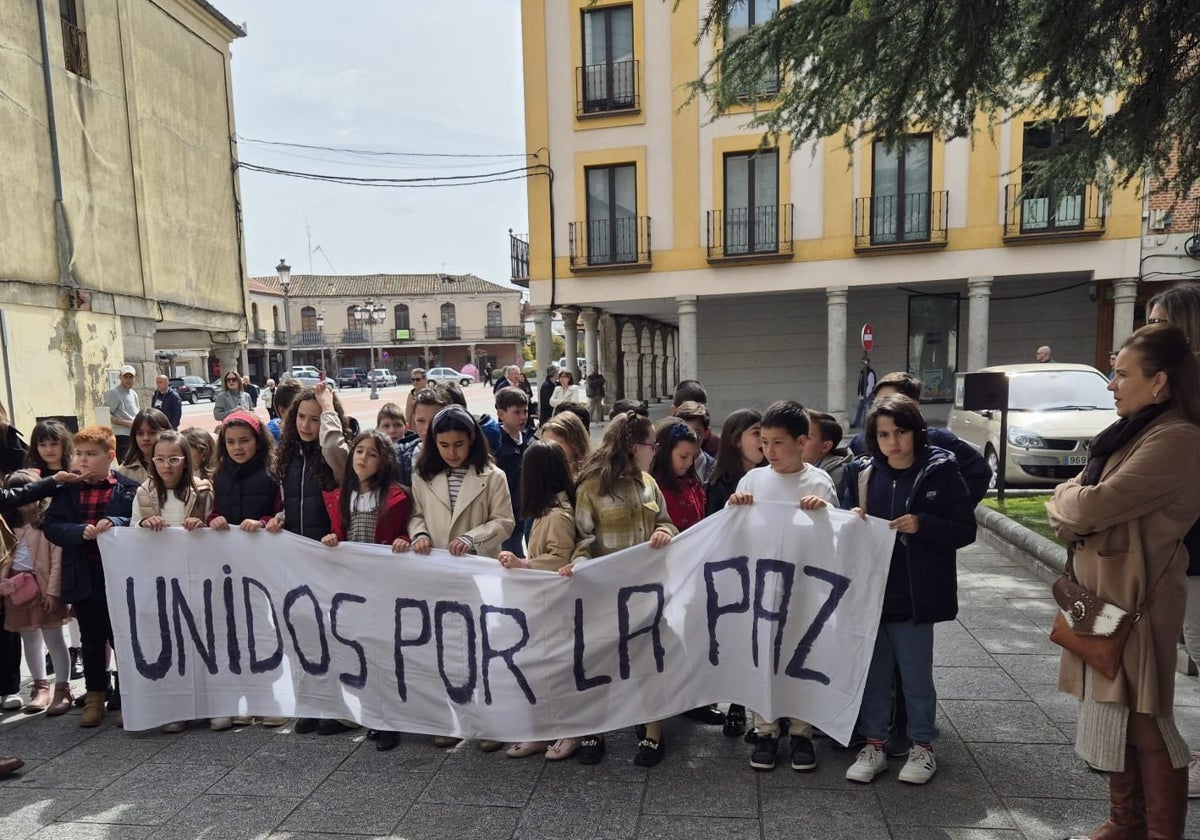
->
[[100, 502, 896, 744]]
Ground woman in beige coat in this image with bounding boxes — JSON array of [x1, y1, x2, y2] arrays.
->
[[1048, 323, 1200, 840]]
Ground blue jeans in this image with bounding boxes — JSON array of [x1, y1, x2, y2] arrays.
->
[[859, 621, 938, 745], [501, 518, 531, 556], [852, 396, 869, 428]]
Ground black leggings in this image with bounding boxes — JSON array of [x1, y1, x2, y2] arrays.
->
[[0, 625, 21, 695], [73, 595, 113, 693]]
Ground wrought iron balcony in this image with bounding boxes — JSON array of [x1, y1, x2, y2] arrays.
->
[[509, 231, 530, 287], [1004, 183, 1106, 239], [706, 205, 794, 261], [485, 325, 524, 340], [273, 331, 287, 345], [250, 329, 267, 344], [576, 60, 640, 116], [341, 329, 367, 343], [293, 330, 325, 347], [61, 19, 89, 78], [854, 191, 949, 250], [568, 216, 651, 269], [437, 326, 461, 341]]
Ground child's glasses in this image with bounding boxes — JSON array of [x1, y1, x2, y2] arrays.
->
[[635, 442, 660, 453], [151, 456, 187, 467]]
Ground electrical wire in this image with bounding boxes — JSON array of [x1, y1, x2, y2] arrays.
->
[[237, 136, 532, 159], [237, 161, 548, 188]]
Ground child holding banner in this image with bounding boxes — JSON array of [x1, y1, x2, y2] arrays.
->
[[838, 394, 976, 786], [497, 439, 579, 761], [133, 430, 214, 733], [397, 404, 514, 752], [727, 400, 838, 774], [566, 411, 677, 768], [320, 429, 410, 752], [650, 419, 705, 533]]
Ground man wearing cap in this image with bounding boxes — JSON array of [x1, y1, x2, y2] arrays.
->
[[104, 365, 140, 458], [150, 374, 182, 429]]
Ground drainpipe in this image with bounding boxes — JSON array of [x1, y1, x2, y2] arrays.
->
[[35, 0, 75, 290]]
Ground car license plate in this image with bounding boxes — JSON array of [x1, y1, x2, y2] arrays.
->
[[1063, 454, 1087, 466]]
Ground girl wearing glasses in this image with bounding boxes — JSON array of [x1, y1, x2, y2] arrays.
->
[[114, 409, 171, 485], [213, 370, 252, 423], [563, 411, 677, 768], [132, 429, 216, 732]]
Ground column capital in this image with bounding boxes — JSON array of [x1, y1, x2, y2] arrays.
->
[[580, 308, 601, 326], [676, 295, 698, 315], [530, 305, 552, 317], [826, 286, 848, 305], [967, 276, 994, 296], [1111, 277, 1139, 303]]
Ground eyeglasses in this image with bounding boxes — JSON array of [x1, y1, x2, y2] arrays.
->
[[225, 377, 238, 382], [151, 456, 186, 467], [1147, 317, 1169, 325], [635, 442, 660, 453]]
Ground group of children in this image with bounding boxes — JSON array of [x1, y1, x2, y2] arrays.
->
[[0, 367, 983, 787]]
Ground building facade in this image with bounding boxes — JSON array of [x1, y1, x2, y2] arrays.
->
[[518, 0, 1147, 424], [245, 273, 525, 381], [0, 0, 247, 430]]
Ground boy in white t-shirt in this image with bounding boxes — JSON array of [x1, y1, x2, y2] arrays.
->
[[728, 400, 837, 774]]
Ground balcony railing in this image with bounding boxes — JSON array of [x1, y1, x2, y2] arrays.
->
[[576, 60, 640, 116], [706, 205, 794, 260], [438, 326, 461, 341], [509, 231, 530, 285], [61, 19, 89, 79], [854, 191, 949, 250], [293, 330, 325, 347], [485, 325, 524, 340], [273, 330, 287, 345], [1004, 182, 1106, 239], [569, 216, 651, 269], [250, 329, 267, 343], [341, 329, 367, 343]]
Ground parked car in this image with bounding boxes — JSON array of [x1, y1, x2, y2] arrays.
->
[[291, 374, 335, 391], [368, 368, 397, 387], [426, 366, 474, 387], [947, 363, 1116, 486], [170, 376, 216, 404], [337, 367, 368, 388], [287, 365, 321, 380]]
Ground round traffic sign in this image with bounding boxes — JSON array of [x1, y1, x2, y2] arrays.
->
[[861, 323, 875, 352]]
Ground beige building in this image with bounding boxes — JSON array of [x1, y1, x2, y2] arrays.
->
[[519, 0, 1146, 424], [245, 273, 525, 380], [0, 0, 247, 430]]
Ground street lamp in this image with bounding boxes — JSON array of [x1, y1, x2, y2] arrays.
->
[[276, 259, 293, 373], [315, 310, 327, 377], [353, 297, 386, 400], [422, 312, 430, 368]]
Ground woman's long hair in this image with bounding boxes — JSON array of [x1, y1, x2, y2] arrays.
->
[[576, 410, 653, 498], [1147, 282, 1200, 357], [121, 409, 171, 469], [1123, 322, 1200, 425], [339, 430, 400, 531], [708, 408, 763, 489], [520, 440, 576, 520], [272, 388, 351, 491]]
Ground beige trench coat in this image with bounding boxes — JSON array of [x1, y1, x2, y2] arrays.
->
[[409, 464, 515, 558]]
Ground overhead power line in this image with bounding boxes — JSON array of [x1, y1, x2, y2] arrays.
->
[[237, 135, 534, 159], [237, 161, 548, 188]]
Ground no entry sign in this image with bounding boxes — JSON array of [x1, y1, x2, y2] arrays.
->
[[861, 323, 875, 352]]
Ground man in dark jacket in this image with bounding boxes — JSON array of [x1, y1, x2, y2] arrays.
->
[[538, 364, 559, 427], [151, 374, 182, 429]]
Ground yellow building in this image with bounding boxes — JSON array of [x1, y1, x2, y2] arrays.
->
[[518, 0, 1144, 424], [246, 273, 526, 381], [0, 0, 247, 430]]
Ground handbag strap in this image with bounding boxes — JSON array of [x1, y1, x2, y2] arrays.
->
[[1067, 539, 1182, 621]]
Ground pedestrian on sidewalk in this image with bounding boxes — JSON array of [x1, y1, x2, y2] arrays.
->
[[851, 356, 876, 429], [1048, 323, 1200, 840]]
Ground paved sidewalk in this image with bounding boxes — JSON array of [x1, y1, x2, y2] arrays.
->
[[2, 540, 1199, 840]]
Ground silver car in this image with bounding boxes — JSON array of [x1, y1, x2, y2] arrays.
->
[[948, 363, 1116, 486]]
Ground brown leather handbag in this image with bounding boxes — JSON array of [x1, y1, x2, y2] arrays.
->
[[1049, 544, 1176, 680]]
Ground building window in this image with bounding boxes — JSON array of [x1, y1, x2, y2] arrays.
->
[[486, 301, 502, 328], [908, 295, 959, 404], [440, 302, 456, 329], [272, 306, 279, 333], [1019, 118, 1086, 232], [727, 0, 779, 97], [59, 0, 90, 79], [394, 304, 410, 331], [585, 163, 639, 265], [871, 135, 932, 244], [300, 306, 317, 332], [723, 150, 779, 255], [581, 5, 636, 113], [251, 302, 259, 332]]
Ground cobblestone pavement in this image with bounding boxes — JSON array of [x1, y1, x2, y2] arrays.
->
[[2, 540, 1199, 839]]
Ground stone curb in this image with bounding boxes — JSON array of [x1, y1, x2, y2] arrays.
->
[[975, 504, 1067, 583]]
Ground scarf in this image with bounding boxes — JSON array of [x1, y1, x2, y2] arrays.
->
[[1080, 402, 1170, 486]]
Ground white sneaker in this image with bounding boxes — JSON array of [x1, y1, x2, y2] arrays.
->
[[160, 721, 187, 733], [1188, 753, 1200, 799], [845, 744, 887, 783], [209, 717, 233, 731], [898, 744, 937, 784], [0, 694, 22, 711]]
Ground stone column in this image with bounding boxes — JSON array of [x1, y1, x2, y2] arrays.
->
[[1111, 277, 1139, 348], [826, 287, 848, 426], [561, 307, 580, 381], [582, 308, 601, 374], [676, 295, 698, 383], [215, 345, 239, 383], [532, 306, 553, 378], [967, 276, 993, 372]]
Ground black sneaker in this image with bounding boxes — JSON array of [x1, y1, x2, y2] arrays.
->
[[316, 719, 355, 736], [375, 731, 400, 752], [790, 735, 818, 772], [682, 705, 725, 725], [294, 717, 318, 734], [69, 648, 84, 681], [723, 705, 747, 738], [576, 735, 606, 765], [633, 737, 665, 767], [749, 734, 779, 771]]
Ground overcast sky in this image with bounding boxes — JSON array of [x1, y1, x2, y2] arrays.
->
[[217, 1, 528, 286]]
